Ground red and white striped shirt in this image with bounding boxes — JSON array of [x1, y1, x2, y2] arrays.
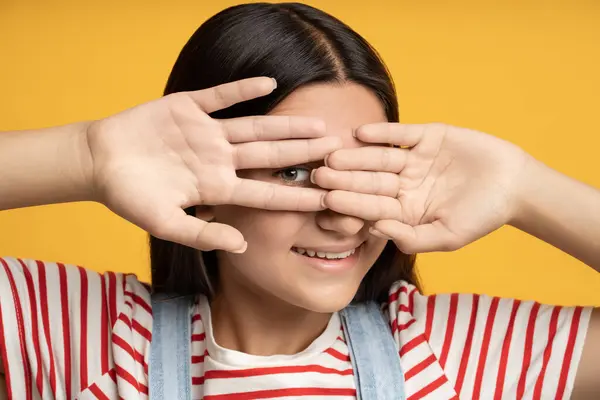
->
[[0, 257, 591, 399]]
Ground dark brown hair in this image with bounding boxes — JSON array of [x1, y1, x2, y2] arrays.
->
[[150, 2, 419, 304]]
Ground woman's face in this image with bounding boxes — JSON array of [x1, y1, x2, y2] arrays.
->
[[209, 83, 389, 313]]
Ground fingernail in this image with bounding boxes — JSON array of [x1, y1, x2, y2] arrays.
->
[[320, 194, 327, 209], [369, 228, 392, 240], [310, 169, 317, 184], [232, 241, 248, 254], [271, 78, 277, 90], [352, 128, 358, 138], [324, 154, 330, 167]]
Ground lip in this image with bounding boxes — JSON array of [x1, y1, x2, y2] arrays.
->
[[291, 243, 362, 273], [291, 241, 365, 254]]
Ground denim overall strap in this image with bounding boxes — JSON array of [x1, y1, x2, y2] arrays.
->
[[340, 301, 406, 400], [149, 293, 193, 400]]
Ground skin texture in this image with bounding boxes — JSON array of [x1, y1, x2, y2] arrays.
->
[[209, 83, 389, 355], [205, 82, 600, 398], [0, 77, 343, 253], [1, 80, 599, 397]]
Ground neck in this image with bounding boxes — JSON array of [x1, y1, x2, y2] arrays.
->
[[210, 273, 331, 356]]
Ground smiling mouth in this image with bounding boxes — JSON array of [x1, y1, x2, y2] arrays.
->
[[291, 247, 357, 260]]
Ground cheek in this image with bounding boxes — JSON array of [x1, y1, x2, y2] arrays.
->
[[212, 206, 308, 250], [213, 206, 310, 284], [369, 239, 389, 262]]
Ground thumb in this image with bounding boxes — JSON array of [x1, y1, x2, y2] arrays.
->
[[152, 209, 247, 253], [371, 219, 459, 254]]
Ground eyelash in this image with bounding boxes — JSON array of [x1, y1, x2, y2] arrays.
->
[[273, 166, 312, 186]]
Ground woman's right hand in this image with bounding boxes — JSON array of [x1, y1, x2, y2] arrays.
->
[[86, 77, 341, 253]]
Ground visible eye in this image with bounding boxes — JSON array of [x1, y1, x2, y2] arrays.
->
[[273, 166, 312, 186]]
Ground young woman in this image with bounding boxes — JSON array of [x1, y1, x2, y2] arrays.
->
[[1, 3, 599, 399]]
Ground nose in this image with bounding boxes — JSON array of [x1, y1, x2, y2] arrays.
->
[[315, 210, 365, 236]]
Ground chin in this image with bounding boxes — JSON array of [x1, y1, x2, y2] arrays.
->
[[303, 299, 354, 314], [283, 282, 362, 314]]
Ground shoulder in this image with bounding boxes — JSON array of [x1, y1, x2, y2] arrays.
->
[[0, 256, 148, 306], [0, 256, 152, 397], [384, 280, 591, 354], [384, 280, 592, 399], [0, 256, 152, 331]]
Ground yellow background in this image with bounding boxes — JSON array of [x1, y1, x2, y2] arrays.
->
[[1, 0, 599, 305]]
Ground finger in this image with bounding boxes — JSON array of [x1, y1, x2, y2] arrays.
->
[[326, 146, 408, 173], [221, 116, 326, 143], [355, 123, 429, 147], [315, 211, 365, 236], [372, 219, 461, 254], [323, 190, 402, 221], [152, 209, 247, 253], [229, 178, 328, 211], [311, 167, 400, 197], [234, 136, 342, 169], [187, 77, 276, 114]]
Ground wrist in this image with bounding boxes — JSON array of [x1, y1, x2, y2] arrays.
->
[[75, 121, 97, 202], [0, 121, 98, 210], [48, 120, 98, 204], [506, 151, 600, 268], [508, 155, 551, 231]]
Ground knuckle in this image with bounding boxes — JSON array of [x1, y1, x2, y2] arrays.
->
[[381, 147, 392, 170], [371, 172, 382, 194], [194, 223, 210, 248], [305, 137, 316, 159], [324, 190, 341, 208], [213, 86, 228, 105], [348, 171, 358, 190], [392, 175, 403, 197], [264, 184, 277, 208], [216, 121, 230, 140], [285, 116, 293, 136], [236, 80, 250, 98], [268, 141, 281, 167], [252, 117, 264, 141]]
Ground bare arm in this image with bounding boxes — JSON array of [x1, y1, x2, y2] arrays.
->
[[0, 78, 339, 253], [0, 122, 94, 211], [508, 158, 600, 395], [510, 157, 600, 270]]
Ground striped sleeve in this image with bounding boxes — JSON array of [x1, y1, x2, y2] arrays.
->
[[387, 281, 592, 400], [0, 257, 151, 400]]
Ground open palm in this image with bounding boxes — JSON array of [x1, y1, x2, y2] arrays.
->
[[315, 123, 531, 253], [86, 77, 340, 252]]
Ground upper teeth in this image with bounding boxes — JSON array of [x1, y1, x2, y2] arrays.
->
[[293, 247, 356, 259]]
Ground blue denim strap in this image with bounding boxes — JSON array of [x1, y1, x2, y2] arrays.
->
[[149, 294, 193, 400], [340, 301, 406, 400]]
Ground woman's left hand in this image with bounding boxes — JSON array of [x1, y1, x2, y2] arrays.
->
[[314, 123, 533, 254]]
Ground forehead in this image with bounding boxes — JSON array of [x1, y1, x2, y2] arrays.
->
[[268, 82, 388, 148]]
